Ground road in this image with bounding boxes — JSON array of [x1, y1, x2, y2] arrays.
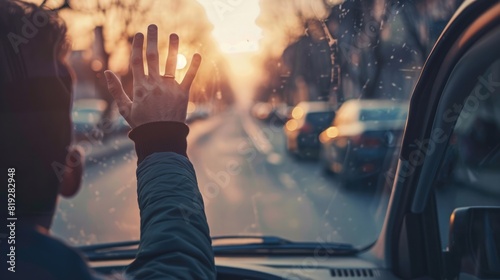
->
[[51, 107, 499, 249]]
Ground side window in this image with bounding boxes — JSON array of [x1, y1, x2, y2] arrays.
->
[[436, 59, 500, 248]]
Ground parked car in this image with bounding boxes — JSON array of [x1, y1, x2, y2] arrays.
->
[[319, 99, 408, 184], [251, 102, 288, 125], [72, 99, 108, 142], [251, 102, 273, 121], [284, 101, 335, 158], [110, 111, 131, 135], [268, 104, 289, 125], [186, 102, 212, 124]]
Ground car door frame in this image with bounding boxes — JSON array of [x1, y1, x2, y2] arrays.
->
[[363, 1, 500, 279]]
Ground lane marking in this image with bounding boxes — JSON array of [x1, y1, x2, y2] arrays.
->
[[279, 173, 298, 190], [267, 152, 282, 165]]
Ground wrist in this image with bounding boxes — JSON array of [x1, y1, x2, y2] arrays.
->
[[128, 121, 189, 164]]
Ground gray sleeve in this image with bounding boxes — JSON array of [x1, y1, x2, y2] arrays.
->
[[125, 152, 216, 280]]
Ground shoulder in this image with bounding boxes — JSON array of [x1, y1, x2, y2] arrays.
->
[[6, 227, 97, 280]]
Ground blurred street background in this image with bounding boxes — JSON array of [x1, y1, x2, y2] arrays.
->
[[27, 0, 499, 249]]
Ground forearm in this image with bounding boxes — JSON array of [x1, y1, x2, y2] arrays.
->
[[125, 123, 215, 279]]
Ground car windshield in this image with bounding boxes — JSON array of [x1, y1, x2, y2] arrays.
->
[[34, 0, 462, 249]]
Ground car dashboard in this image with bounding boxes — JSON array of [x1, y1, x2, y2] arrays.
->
[[89, 255, 400, 279]]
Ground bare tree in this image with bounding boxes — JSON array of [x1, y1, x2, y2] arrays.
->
[[45, 0, 232, 103]]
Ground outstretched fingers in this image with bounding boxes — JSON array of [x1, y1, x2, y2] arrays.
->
[[146, 24, 160, 78], [180, 53, 202, 92], [130, 33, 145, 82], [164, 34, 179, 77]]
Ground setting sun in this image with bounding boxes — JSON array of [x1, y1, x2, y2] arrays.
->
[[197, 0, 261, 53], [176, 54, 187, 70]]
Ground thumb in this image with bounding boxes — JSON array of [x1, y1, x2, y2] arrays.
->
[[104, 70, 132, 117]]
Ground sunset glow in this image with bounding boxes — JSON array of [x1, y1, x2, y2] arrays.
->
[[196, 0, 261, 53]]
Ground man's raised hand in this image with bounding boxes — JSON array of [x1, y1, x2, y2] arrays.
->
[[104, 24, 202, 128]]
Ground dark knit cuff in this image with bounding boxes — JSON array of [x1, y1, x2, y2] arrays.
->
[[128, 121, 189, 164]]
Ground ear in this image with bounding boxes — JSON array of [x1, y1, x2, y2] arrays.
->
[[59, 147, 84, 198]]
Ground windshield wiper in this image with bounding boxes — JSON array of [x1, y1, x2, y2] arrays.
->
[[78, 235, 358, 261], [78, 240, 139, 261], [211, 235, 358, 256]]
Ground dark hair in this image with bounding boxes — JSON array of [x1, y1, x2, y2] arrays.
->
[[0, 1, 73, 227]]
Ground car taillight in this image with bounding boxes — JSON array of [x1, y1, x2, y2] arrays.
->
[[363, 138, 381, 147], [352, 136, 381, 148], [300, 122, 313, 133], [362, 163, 376, 173]]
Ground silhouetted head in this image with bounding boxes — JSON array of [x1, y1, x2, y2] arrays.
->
[[0, 1, 82, 230]]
